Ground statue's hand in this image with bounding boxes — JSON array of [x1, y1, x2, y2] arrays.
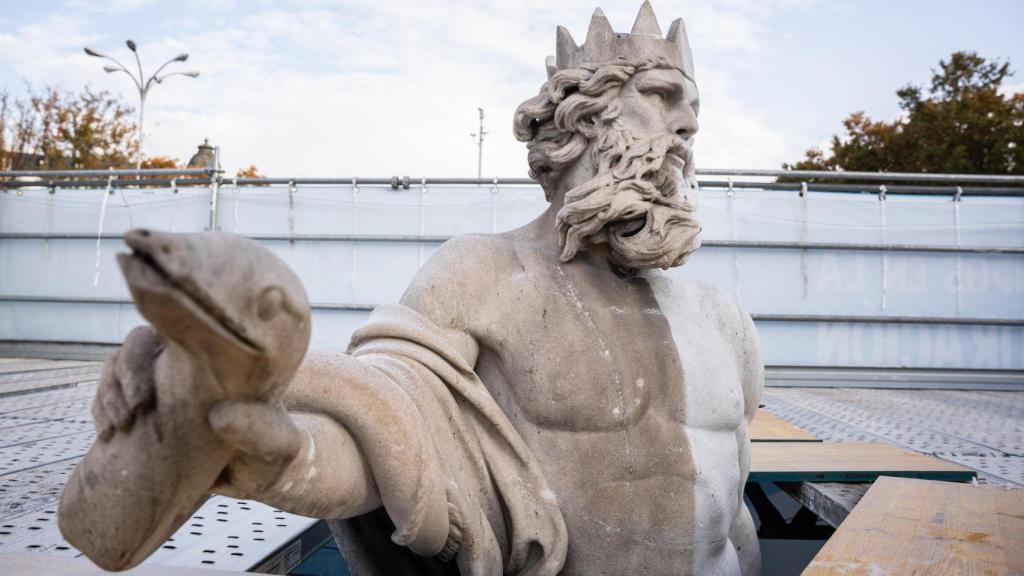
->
[[92, 325, 303, 496], [208, 400, 304, 496], [92, 326, 162, 441]]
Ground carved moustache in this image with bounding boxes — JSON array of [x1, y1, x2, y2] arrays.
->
[[557, 132, 701, 270]]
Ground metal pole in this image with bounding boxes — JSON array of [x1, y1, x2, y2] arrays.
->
[[208, 147, 221, 231], [478, 108, 484, 178], [471, 108, 487, 178], [136, 88, 146, 172], [83, 42, 198, 172]]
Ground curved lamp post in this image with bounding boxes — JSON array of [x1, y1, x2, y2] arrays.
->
[[84, 40, 199, 171]]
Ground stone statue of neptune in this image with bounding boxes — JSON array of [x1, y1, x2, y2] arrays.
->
[[61, 3, 763, 575]]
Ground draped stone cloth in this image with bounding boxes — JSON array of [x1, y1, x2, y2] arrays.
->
[[325, 304, 568, 575]]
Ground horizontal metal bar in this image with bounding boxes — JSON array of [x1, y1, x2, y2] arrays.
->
[[231, 177, 540, 186], [4, 167, 1020, 184], [6, 178, 1022, 196], [0, 295, 379, 312], [0, 178, 212, 189], [312, 302, 376, 311], [697, 180, 1024, 196], [707, 240, 1024, 255], [1, 295, 1020, 326], [4, 342, 1022, 389], [0, 168, 216, 178], [2, 170, 1022, 193], [2, 233, 1021, 255], [698, 168, 1024, 184], [765, 365, 1024, 390], [752, 314, 1024, 326], [0, 232, 454, 243]]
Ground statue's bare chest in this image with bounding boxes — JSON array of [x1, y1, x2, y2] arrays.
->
[[473, 259, 743, 434]]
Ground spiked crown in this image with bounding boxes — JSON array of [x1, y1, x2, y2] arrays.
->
[[547, 1, 695, 83]]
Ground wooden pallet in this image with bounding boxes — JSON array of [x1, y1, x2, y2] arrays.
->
[[751, 409, 820, 442], [750, 442, 976, 483], [803, 476, 1024, 575]]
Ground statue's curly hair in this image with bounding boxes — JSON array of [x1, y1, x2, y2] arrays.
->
[[512, 57, 679, 200]]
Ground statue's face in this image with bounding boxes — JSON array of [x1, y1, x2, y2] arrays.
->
[[614, 67, 699, 207], [555, 65, 703, 271]]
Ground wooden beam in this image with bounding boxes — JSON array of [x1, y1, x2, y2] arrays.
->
[[751, 410, 820, 442], [777, 482, 869, 529], [750, 442, 976, 482], [803, 476, 1024, 575]]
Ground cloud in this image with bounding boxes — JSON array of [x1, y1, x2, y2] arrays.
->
[[1000, 81, 1024, 97], [1, 0, 818, 176]]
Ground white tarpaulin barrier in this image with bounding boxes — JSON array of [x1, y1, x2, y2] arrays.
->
[[1, 182, 1021, 370]]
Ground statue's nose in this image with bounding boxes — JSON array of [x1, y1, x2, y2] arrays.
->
[[670, 102, 699, 140]]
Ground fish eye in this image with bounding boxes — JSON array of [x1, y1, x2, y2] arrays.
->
[[257, 287, 284, 321]]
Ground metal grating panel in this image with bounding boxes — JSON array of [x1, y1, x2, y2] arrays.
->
[[146, 496, 317, 571], [0, 420, 94, 448], [0, 384, 97, 416], [0, 365, 101, 396], [0, 432, 93, 475], [0, 495, 317, 571], [0, 398, 93, 424], [0, 458, 81, 518], [0, 360, 320, 572], [765, 388, 1024, 487], [0, 360, 98, 375], [946, 454, 1024, 486], [0, 505, 78, 556]]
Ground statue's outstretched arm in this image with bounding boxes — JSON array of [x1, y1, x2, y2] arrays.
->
[[211, 404, 383, 521], [89, 330, 385, 520]]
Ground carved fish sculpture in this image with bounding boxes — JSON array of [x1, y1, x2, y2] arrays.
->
[[59, 229, 311, 571]]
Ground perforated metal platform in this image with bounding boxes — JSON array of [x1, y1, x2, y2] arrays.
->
[[764, 387, 1024, 487], [5, 357, 1022, 572], [0, 359, 322, 573]]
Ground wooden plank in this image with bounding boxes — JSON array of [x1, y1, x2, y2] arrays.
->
[[803, 476, 1024, 575], [777, 482, 870, 529], [750, 442, 976, 482], [751, 409, 821, 442]]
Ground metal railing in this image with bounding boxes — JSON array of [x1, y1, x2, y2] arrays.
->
[[0, 232, 1021, 256], [3, 295, 1021, 327], [2, 167, 1024, 194]]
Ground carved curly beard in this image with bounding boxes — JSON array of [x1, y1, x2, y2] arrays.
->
[[556, 130, 701, 271]]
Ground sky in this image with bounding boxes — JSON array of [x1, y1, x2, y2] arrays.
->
[[1, 0, 1022, 178]]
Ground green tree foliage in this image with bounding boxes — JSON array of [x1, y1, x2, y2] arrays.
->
[[785, 52, 1024, 176], [0, 85, 137, 171]]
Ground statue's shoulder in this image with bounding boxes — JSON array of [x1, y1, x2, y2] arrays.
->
[[649, 275, 757, 339], [399, 233, 525, 332]]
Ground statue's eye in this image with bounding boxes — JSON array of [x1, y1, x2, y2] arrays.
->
[[645, 89, 666, 103], [257, 287, 284, 321]]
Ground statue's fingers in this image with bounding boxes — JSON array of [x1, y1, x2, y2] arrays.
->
[[90, 395, 114, 442], [95, 352, 133, 432], [209, 401, 302, 464], [115, 326, 161, 413], [91, 350, 118, 434]]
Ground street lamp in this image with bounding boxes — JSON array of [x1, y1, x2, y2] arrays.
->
[[84, 40, 200, 171]]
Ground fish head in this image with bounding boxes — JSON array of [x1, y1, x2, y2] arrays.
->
[[117, 229, 311, 397]]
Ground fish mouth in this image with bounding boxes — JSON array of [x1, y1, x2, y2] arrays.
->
[[118, 237, 262, 356]]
